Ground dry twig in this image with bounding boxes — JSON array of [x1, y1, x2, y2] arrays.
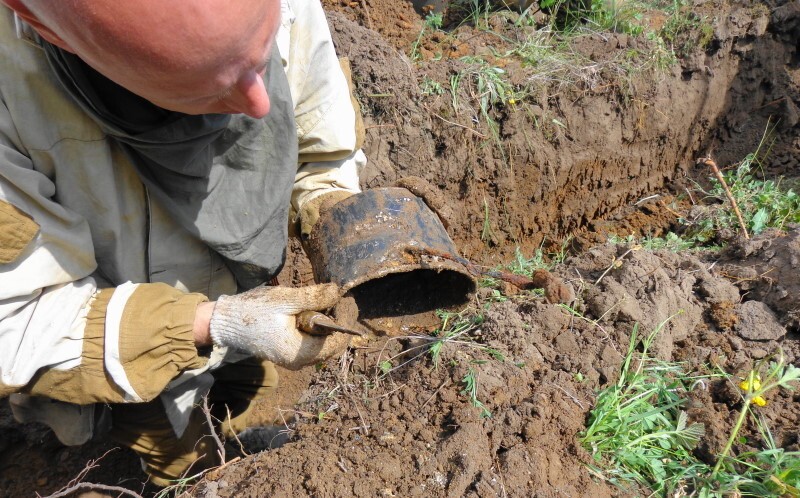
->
[[38, 449, 144, 498], [698, 156, 750, 239], [422, 378, 451, 408], [549, 383, 585, 409], [428, 111, 488, 139], [658, 199, 683, 219], [594, 245, 640, 286], [40, 483, 145, 498], [359, 0, 373, 31], [201, 396, 226, 464]]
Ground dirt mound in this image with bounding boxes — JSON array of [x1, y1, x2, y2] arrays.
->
[[718, 225, 800, 330], [197, 231, 799, 497]]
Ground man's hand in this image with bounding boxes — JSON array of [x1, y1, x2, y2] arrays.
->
[[299, 190, 353, 239], [208, 283, 350, 370]]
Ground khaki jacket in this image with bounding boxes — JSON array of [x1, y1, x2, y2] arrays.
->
[[0, 0, 362, 403]]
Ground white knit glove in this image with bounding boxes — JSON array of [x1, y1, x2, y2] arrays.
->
[[209, 283, 349, 370]]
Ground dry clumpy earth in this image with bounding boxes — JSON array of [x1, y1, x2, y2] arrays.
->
[[2, 0, 799, 496]]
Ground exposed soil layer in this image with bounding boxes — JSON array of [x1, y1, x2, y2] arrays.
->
[[2, 0, 800, 496], [326, 0, 799, 263]]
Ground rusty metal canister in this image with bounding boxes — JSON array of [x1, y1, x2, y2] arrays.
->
[[305, 187, 476, 335]]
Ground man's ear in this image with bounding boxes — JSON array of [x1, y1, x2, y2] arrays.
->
[[2, 0, 74, 51]]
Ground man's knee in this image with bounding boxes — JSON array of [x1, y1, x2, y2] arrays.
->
[[109, 398, 218, 487]]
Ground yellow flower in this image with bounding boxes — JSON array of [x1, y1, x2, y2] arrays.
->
[[508, 99, 517, 105], [739, 376, 767, 406], [739, 376, 762, 392]]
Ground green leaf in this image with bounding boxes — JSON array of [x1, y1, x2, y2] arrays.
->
[[649, 458, 666, 480], [751, 207, 769, 234], [778, 364, 800, 388]]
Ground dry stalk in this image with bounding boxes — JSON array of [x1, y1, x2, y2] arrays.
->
[[426, 108, 488, 138], [359, 0, 373, 31], [698, 156, 750, 239], [658, 199, 683, 219], [594, 245, 640, 286], [40, 483, 145, 498], [38, 449, 144, 498], [225, 404, 247, 456], [201, 396, 226, 464], [421, 378, 451, 408], [549, 383, 585, 409]]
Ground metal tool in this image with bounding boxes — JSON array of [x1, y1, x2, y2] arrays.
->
[[297, 311, 364, 336]]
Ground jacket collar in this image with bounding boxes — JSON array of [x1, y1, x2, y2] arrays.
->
[[13, 13, 42, 48]]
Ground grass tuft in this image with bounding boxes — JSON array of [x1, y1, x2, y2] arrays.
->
[[581, 320, 714, 495], [612, 122, 800, 251], [461, 367, 492, 418], [582, 323, 800, 496]]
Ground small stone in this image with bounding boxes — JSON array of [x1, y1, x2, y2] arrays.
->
[[735, 301, 786, 341], [727, 335, 743, 351], [553, 331, 579, 354], [600, 344, 622, 368]]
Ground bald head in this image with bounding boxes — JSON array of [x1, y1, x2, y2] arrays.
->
[[4, 0, 281, 117]]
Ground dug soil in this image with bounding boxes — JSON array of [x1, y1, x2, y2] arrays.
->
[[2, 1, 799, 496]]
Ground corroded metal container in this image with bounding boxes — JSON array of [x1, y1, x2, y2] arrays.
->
[[306, 187, 476, 335]]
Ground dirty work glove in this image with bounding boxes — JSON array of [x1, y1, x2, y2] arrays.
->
[[210, 283, 349, 370], [299, 190, 354, 239]]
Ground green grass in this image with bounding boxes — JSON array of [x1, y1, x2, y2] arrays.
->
[[411, 0, 716, 165], [692, 147, 800, 240], [448, 0, 494, 29], [658, 0, 714, 57], [582, 321, 713, 495], [461, 366, 492, 418], [609, 232, 706, 252], [427, 307, 486, 368], [414, 0, 714, 161], [582, 322, 800, 497], [612, 123, 800, 251], [420, 75, 446, 96]]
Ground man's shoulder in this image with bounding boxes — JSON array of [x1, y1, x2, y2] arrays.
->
[[0, 8, 104, 153]]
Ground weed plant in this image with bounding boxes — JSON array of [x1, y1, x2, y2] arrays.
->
[[480, 243, 569, 291], [582, 323, 800, 496], [426, 307, 502, 417], [613, 124, 800, 251], [691, 151, 800, 240], [582, 322, 713, 495], [410, 11, 444, 61], [461, 367, 492, 418]]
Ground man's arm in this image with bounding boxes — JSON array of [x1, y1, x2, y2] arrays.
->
[[0, 94, 211, 403], [278, 0, 365, 229], [193, 301, 215, 347]]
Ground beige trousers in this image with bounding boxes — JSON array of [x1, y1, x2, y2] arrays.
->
[[109, 358, 279, 487]]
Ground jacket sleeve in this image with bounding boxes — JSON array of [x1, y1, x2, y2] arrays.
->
[[278, 0, 365, 219], [0, 98, 206, 403]]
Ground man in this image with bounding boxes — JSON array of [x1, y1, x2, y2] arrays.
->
[[0, 0, 363, 485]]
